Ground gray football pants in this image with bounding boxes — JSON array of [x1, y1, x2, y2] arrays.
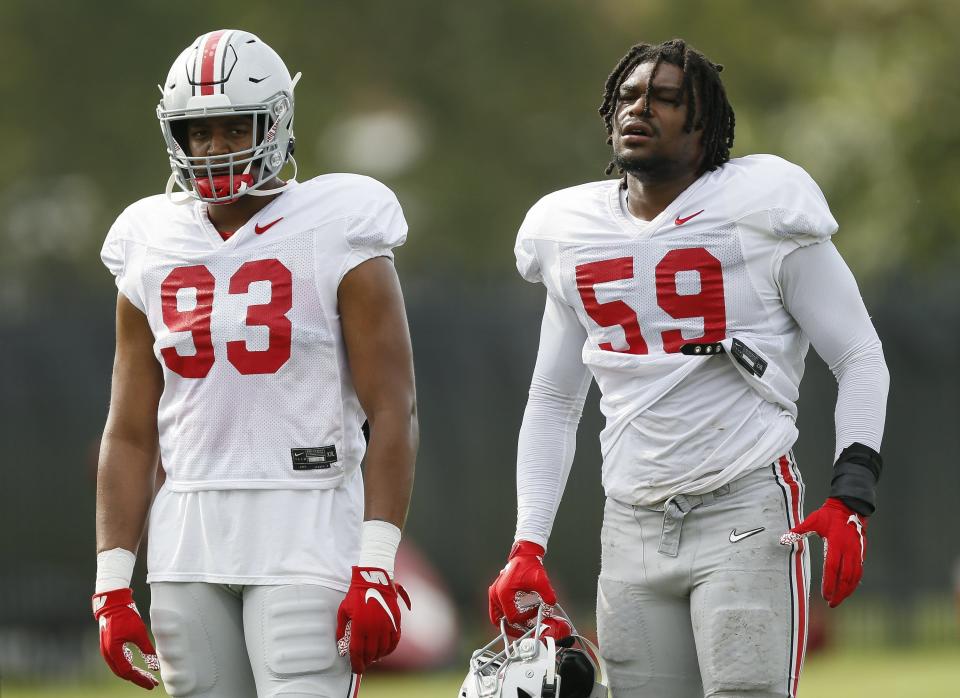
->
[[597, 455, 811, 698], [149, 582, 352, 697]]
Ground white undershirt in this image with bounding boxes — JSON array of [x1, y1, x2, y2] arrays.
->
[[146, 470, 363, 590], [515, 240, 888, 548]]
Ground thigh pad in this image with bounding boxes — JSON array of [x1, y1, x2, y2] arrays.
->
[[150, 590, 219, 696], [694, 572, 789, 693], [257, 585, 342, 678]]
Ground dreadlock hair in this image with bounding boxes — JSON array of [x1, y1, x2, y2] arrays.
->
[[599, 38, 735, 184]]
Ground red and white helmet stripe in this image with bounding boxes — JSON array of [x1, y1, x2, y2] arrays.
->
[[191, 29, 234, 96]]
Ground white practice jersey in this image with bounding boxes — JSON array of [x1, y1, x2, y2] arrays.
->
[[102, 174, 407, 491], [515, 155, 838, 506], [101, 174, 406, 585]]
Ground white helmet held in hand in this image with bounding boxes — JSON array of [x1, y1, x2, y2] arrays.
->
[[459, 606, 610, 698], [157, 29, 300, 204]]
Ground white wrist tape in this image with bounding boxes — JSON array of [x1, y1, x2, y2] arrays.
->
[[95, 548, 136, 594], [358, 520, 401, 578]]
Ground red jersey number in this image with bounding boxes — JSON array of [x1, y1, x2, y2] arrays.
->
[[160, 265, 216, 378], [575, 257, 649, 354], [656, 248, 726, 353], [226, 259, 293, 375], [575, 247, 726, 354], [160, 259, 293, 377]]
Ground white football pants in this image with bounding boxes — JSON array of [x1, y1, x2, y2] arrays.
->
[[149, 582, 352, 697], [596, 455, 811, 698]]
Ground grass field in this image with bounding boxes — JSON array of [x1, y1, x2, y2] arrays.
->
[[3, 646, 958, 697]]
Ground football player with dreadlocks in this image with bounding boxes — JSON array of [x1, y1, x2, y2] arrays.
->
[[489, 39, 888, 698], [93, 30, 416, 696]]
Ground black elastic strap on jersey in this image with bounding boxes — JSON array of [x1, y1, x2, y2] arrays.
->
[[829, 442, 883, 516]]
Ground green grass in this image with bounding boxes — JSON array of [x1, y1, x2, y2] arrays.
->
[[3, 647, 958, 697]]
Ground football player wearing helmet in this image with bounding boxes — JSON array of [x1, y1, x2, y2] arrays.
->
[[461, 605, 610, 698], [94, 30, 417, 696], [489, 39, 888, 698]]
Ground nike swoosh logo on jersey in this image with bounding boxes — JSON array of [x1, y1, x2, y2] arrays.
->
[[675, 209, 705, 226], [364, 588, 397, 631], [729, 527, 765, 543], [254, 217, 284, 234]]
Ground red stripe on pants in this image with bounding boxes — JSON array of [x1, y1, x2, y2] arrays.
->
[[779, 455, 807, 698]]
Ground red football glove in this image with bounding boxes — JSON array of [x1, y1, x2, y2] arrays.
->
[[488, 541, 572, 638], [336, 566, 411, 674], [780, 497, 868, 608], [92, 588, 160, 690]]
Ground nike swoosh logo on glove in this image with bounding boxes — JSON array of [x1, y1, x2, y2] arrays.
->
[[364, 588, 397, 631], [847, 514, 866, 561]]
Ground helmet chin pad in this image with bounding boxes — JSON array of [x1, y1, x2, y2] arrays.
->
[[194, 173, 255, 202], [558, 647, 596, 698]]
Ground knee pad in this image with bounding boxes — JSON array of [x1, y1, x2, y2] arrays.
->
[[150, 603, 218, 696]]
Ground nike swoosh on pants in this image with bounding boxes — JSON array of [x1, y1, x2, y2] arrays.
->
[[729, 527, 765, 543]]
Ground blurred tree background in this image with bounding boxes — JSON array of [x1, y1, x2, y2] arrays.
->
[[1, 0, 958, 683]]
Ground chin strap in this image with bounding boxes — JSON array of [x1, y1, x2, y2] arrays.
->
[[165, 173, 195, 205]]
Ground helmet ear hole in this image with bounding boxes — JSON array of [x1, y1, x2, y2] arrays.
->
[[256, 114, 268, 147], [170, 121, 190, 156]]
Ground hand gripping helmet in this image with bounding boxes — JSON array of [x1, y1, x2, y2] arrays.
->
[[157, 30, 300, 204], [459, 606, 610, 698]]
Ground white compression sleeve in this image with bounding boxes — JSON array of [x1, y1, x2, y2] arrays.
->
[[515, 293, 593, 549], [780, 241, 889, 458]]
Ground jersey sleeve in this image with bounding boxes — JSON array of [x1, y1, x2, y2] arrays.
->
[[339, 179, 408, 281], [514, 198, 549, 283], [737, 157, 842, 293], [738, 155, 839, 243], [768, 163, 837, 241], [100, 211, 146, 312]]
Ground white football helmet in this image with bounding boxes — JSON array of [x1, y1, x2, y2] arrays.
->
[[157, 29, 300, 204], [459, 606, 610, 698]]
